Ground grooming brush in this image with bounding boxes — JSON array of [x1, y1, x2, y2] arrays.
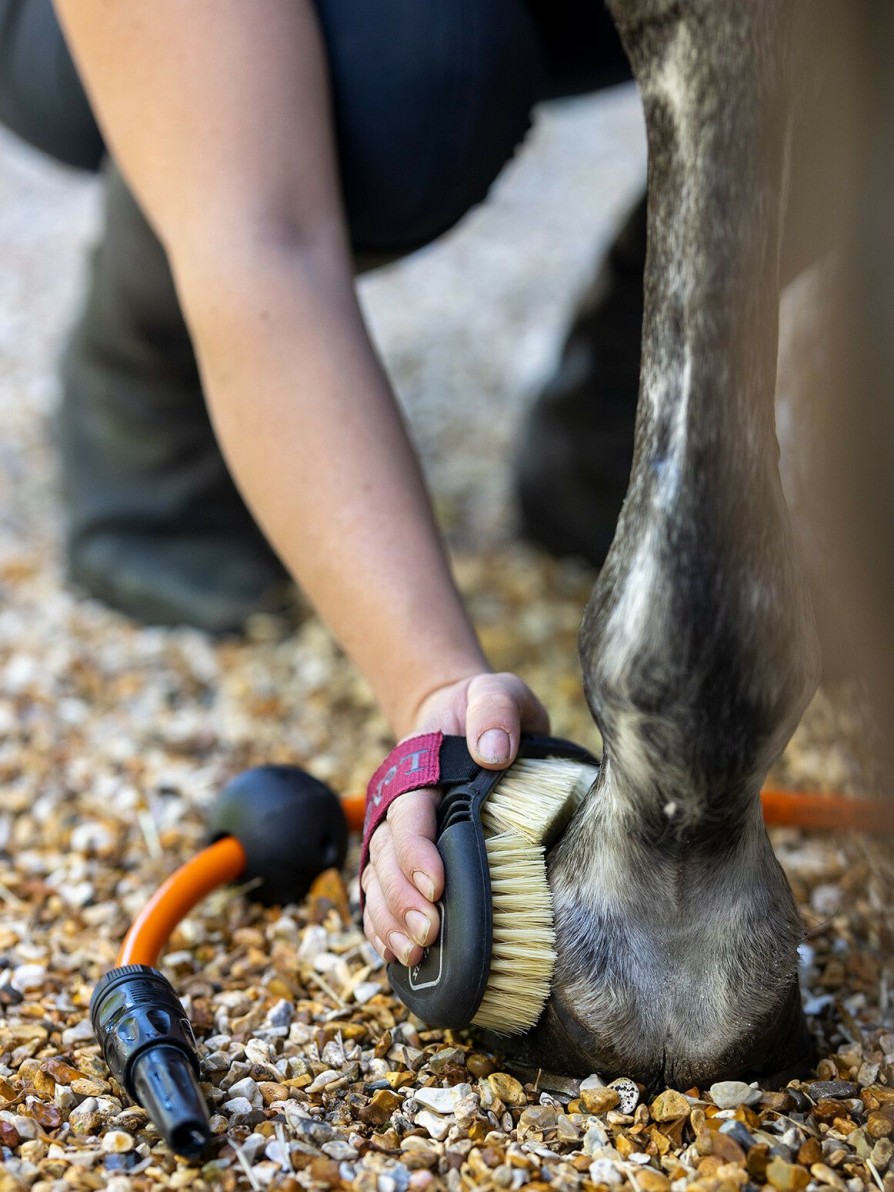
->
[[386, 734, 600, 1035]]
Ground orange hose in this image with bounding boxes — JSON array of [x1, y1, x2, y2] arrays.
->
[[344, 785, 894, 832], [118, 785, 892, 970], [760, 787, 894, 832], [341, 791, 366, 833], [117, 836, 247, 967]]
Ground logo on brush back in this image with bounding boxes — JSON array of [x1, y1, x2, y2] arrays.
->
[[408, 901, 446, 989]]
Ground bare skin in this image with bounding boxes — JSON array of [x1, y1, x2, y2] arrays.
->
[[53, 0, 547, 967]]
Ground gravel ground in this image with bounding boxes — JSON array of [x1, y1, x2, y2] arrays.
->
[[1, 86, 892, 1192]]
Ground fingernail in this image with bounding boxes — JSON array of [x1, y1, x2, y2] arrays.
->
[[373, 935, 388, 959], [388, 931, 415, 966], [477, 728, 510, 765], [412, 870, 436, 902], [406, 909, 432, 947]]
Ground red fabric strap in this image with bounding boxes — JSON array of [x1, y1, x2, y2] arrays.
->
[[359, 732, 444, 906]]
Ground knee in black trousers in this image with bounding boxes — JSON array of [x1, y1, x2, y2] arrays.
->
[[0, 0, 541, 252]]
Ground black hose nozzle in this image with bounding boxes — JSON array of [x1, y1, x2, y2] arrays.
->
[[90, 965, 211, 1158]]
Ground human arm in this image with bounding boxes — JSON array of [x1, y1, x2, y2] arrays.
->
[[53, 0, 548, 962]]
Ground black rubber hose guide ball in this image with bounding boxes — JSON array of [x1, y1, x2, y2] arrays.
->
[[208, 764, 348, 905]]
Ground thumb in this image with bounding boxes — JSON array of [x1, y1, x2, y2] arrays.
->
[[464, 675, 523, 770]]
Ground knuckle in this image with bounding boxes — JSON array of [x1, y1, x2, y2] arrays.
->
[[368, 823, 391, 864], [394, 835, 432, 879], [381, 874, 414, 920], [386, 789, 436, 826]]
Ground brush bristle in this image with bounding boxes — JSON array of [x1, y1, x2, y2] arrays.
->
[[471, 833, 553, 1032], [472, 756, 599, 1035], [482, 757, 598, 846]]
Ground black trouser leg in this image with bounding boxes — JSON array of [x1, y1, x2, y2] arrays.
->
[[60, 162, 292, 631], [516, 193, 646, 568]]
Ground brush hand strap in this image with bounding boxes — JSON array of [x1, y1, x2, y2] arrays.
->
[[358, 733, 480, 904]]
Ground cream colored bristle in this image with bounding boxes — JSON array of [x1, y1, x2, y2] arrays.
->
[[482, 757, 598, 846], [472, 832, 554, 1032], [472, 754, 600, 1035]]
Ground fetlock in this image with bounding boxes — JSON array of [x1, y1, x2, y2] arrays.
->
[[516, 191, 646, 567], [60, 162, 291, 632]]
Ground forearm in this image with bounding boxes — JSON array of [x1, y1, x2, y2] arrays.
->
[[53, 0, 487, 733], [177, 244, 487, 735]]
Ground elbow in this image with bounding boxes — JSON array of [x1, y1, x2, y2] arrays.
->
[[167, 208, 353, 338]]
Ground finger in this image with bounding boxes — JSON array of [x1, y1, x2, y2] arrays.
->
[[465, 673, 548, 769], [385, 788, 444, 902], [365, 826, 439, 965], [362, 901, 395, 964]]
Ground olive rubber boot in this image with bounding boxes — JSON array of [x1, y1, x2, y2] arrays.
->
[[60, 163, 292, 632], [516, 191, 646, 568]]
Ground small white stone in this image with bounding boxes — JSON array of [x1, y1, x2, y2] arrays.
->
[[353, 981, 382, 1005], [222, 1096, 255, 1116], [608, 1077, 640, 1114], [226, 1077, 262, 1108], [264, 1139, 291, 1166], [9, 1114, 40, 1140], [708, 1080, 761, 1110], [62, 1019, 95, 1046], [810, 883, 843, 917], [414, 1109, 452, 1140], [297, 925, 329, 961], [323, 1140, 358, 1161], [10, 964, 46, 992], [589, 1158, 623, 1186], [68, 1148, 103, 1168], [580, 1074, 607, 1091], [306, 1069, 340, 1093], [244, 1039, 274, 1066], [264, 999, 294, 1029], [101, 1130, 135, 1153], [582, 1125, 610, 1155], [414, 1084, 470, 1115]]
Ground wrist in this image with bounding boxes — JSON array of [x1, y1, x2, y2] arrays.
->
[[388, 658, 490, 740]]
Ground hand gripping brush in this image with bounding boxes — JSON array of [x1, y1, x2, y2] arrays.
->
[[359, 733, 600, 1034]]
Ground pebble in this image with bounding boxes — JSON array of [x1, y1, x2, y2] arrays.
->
[[226, 1076, 262, 1108], [221, 1096, 255, 1116], [362, 1089, 403, 1125], [354, 981, 382, 1005], [579, 1086, 620, 1115], [517, 1105, 558, 1138], [414, 1084, 471, 1114], [766, 1156, 811, 1191], [263, 999, 294, 1029], [414, 1110, 452, 1141], [709, 1080, 762, 1109], [428, 1048, 466, 1072], [634, 1170, 670, 1192], [650, 1090, 691, 1121], [101, 1131, 135, 1153], [808, 1080, 861, 1101], [306, 1068, 341, 1093], [608, 1077, 639, 1114], [719, 1119, 756, 1150], [582, 1125, 610, 1155], [69, 1098, 103, 1137], [10, 965, 46, 992], [61, 1020, 95, 1046], [485, 1074, 526, 1107], [589, 1157, 623, 1185]]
